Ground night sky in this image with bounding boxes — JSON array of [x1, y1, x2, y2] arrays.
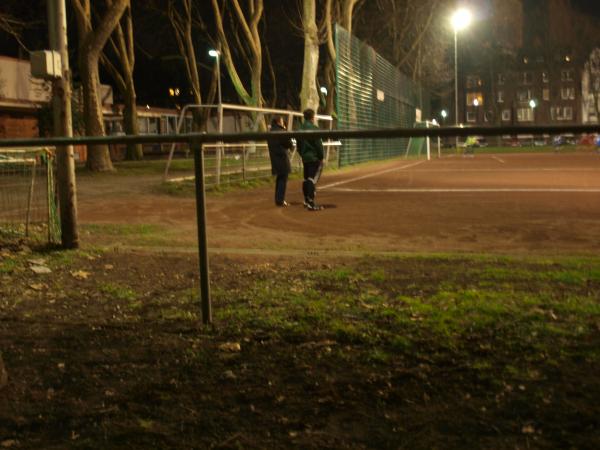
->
[[0, 0, 599, 109], [572, 0, 600, 16]]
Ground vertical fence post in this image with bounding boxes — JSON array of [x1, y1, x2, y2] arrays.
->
[[242, 146, 246, 182], [192, 138, 212, 325]]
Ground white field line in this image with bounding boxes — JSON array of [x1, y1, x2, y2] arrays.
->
[[321, 160, 426, 190], [399, 168, 600, 173], [329, 187, 600, 193], [492, 156, 506, 164]]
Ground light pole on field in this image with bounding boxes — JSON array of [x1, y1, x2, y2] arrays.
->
[[209, 49, 223, 185], [451, 8, 472, 150], [208, 49, 223, 134]]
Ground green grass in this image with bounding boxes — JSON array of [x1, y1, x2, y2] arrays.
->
[[210, 254, 600, 366], [0, 258, 18, 273], [82, 223, 163, 237], [98, 282, 137, 301]]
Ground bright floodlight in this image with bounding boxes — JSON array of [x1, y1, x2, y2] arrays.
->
[[529, 99, 537, 108], [451, 8, 472, 32], [473, 98, 479, 107], [441, 110, 448, 118], [208, 49, 220, 58]]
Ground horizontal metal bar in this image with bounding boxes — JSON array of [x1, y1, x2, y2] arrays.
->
[[0, 125, 599, 148]]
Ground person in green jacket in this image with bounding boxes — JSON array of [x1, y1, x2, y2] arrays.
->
[[297, 109, 324, 211]]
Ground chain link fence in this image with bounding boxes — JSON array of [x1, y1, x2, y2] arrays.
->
[[336, 25, 432, 166], [0, 148, 60, 243]]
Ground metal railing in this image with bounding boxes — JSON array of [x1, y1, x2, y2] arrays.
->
[[1, 123, 599, 325]]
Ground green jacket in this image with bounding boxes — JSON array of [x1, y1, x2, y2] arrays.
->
[[298, 120, 324, 163]]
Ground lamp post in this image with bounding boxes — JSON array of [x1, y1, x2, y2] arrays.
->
[[209, 49, 223, 185], [451, 8, 472, 149], [529, 99, 537, 145], [208, 49, 223, 134]]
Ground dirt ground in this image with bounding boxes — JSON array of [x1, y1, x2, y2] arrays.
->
[[0, 247, 598, 449], [77, 151, 600, 256]]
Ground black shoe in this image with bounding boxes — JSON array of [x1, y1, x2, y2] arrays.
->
[[306, 201, 322, 211], [276, 201, 289, 207]]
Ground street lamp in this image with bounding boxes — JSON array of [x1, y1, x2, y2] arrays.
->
[[441, 109, 448, 125], [451, 7, 472, 149], [208, 49, 223, 134]]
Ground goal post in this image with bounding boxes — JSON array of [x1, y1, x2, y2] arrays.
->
[[405, 120, 441, 160], [0, 147, 60, 243]]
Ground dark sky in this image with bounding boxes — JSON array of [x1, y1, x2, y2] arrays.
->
[[572, 0, 600, 16]]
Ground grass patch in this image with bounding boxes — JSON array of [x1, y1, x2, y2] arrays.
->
[[0, 258, 18, 273], [98, 282, 137, 301]]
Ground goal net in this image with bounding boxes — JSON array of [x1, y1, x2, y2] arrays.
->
[[405, 120, 441, 160], [0, 148, 60, 243]]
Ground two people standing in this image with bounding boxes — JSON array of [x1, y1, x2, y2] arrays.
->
[[267, 108, 324, 211]]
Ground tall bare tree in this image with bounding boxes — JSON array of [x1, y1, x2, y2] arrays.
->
[[300, 0, 319, 112], [71, 0, 129, 171], [0, 11, 26, 50], [101, 3, 142, 160], [211, 0, 264, 113], [167, 0, 218, 129]]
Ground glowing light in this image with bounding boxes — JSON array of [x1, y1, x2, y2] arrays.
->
[[451, 8, 472, 32]]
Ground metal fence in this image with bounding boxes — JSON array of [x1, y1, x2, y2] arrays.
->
[[1, 123, 599, 324], [336, 25, 432, 166], [165, 141, 341, 186], [0, 148, 59, 243]]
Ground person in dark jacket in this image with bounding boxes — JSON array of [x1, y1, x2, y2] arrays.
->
[[267, 116, 293, 207], [297, 108, 324, 211]]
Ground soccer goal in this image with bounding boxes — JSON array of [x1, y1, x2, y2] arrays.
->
[[0, 147, 60, 243], [405, 120, 441, 161]]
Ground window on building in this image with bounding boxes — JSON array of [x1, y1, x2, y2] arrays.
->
[[517, 89, 532, 102], [502, 109, 511, 121], [561, 69, 574, 81], [497, 73, 505, 85], [561, 87, 575, 100], [185, 118, 193, 133], [543, 88, 550, 101], [542, 71, 549, 83], [138, 117, 149, 134], [517, 107, 534, 122], [551, 106, 574, 121], [497, 91, 504, 103], [148, 117, 159, 134], [564, 106, 573, 120], [466, 111, 477, 122], [484, 111, 493, 122], [466, 75, 482, 89], [466, 92, 484, 106], [520, 72, 533, 85]]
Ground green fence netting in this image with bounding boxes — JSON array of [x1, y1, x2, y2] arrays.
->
[[335, 25, 431, 167]]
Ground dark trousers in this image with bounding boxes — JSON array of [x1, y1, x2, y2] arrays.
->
[[302, 161, 322, 202], [275, 173, 288, 205]]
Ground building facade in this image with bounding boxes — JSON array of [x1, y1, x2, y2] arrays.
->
[[0, 55, 51, 139], [457, 0, 597, 135]]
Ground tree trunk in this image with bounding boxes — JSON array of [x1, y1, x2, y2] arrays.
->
[[123, 81, 142, 160], [71, 0, 129, 172], [80, 52, 113, 171], [300, 0, 320, 112]]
